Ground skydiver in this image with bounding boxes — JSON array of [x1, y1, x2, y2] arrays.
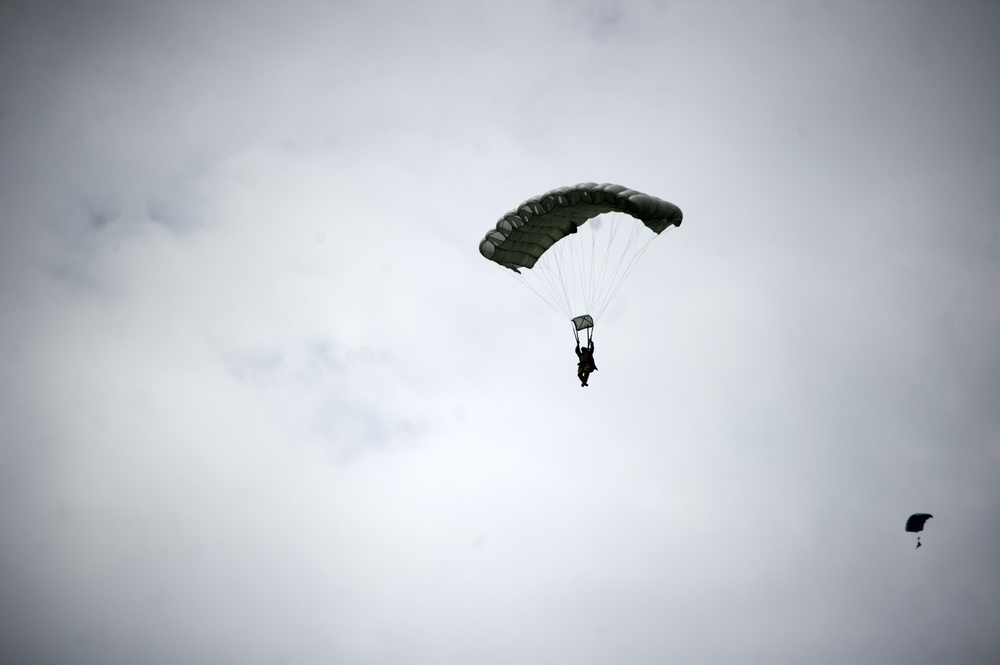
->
[[576, 338, 597, 387], [906, 513, 932, 549]]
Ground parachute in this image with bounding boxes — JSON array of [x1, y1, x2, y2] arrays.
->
[[905, 513, 933, 532], [479, 183, 682, 338], [905, 513, 933, 548]]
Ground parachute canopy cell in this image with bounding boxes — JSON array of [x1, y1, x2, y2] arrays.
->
[[905, 513, 933, 533], [479, 182, 683, 272]]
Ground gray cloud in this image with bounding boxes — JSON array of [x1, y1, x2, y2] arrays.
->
[[1, 1, 999, 663]]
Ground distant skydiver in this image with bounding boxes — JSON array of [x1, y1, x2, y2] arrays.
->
[[905, 513, 933, 549]]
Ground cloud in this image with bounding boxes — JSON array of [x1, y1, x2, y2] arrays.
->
[[2, 1, 999, 663]]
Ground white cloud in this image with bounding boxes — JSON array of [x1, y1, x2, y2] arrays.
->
[[2, 1, 999, 663]]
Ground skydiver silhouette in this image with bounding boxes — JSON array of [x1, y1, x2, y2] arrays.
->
[[906, 513, 932, 549], [575, 338, 597, 387]]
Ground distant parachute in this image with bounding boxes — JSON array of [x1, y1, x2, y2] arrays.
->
[[906, 513, 933, 549], [479, 183, 682, 340]]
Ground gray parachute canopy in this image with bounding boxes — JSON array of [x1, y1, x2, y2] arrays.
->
[[479, 183, 683, 272]]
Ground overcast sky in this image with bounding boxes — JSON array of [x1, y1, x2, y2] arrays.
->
[[2, 1, 999, 663]]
